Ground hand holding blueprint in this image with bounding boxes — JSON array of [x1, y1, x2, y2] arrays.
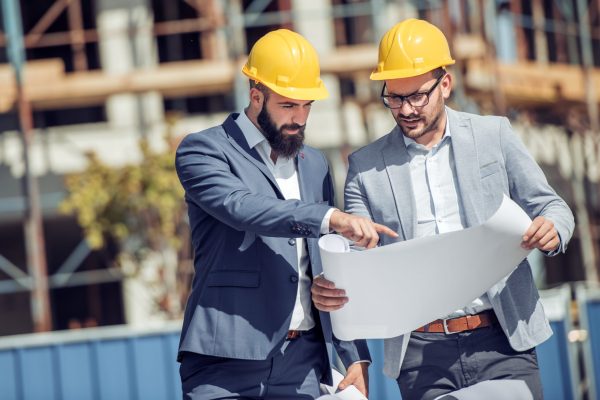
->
[[318, 195, 533, 341], [317, 369, 368, 400]]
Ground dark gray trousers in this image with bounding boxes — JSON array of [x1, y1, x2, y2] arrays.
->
[[397, 324, 542, 400], [180, 328, 327, 400]]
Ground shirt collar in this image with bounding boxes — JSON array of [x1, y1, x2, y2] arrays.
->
[[403, 111, 451, 149], [235, 109, 268, 150]]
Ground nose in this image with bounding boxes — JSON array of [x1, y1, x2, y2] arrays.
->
[[291, 107, 310, 125], [398, 100, 416, 115]]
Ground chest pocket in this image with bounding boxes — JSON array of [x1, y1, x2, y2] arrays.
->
[[480, 161, 500, 179]]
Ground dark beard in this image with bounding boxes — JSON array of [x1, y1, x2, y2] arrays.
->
[[257, 105, 305, 158]]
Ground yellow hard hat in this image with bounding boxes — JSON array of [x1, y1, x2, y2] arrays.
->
[[370, 19, 455, 80], [242, 29, 329, 100]]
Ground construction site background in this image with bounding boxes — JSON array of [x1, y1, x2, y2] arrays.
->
[[0, 0, 598, 347]]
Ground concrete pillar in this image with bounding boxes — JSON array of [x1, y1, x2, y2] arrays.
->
[[381, 2, 418, 33], [96, 0, 164, 135], [291, 0, 344, 150]]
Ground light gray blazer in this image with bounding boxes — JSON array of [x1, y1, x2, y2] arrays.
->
[[344, 107, 575, 378]]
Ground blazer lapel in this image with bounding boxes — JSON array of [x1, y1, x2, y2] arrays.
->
[[447, 108, 483, 227], [382, 127, 416, 240], [222, 114, 283, 199], [296, 149, 314, 202]]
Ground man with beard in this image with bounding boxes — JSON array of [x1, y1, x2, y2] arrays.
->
[[175, 29, 396, 399], [311, 19, 574, 400]]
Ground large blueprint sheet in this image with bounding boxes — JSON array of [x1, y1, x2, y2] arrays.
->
[[319, 195, 532, 341]]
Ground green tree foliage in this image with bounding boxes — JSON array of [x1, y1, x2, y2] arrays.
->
[[60, 136, 186, 273]]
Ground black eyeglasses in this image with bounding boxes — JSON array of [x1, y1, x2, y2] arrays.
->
[[381, 74, 446, 109]]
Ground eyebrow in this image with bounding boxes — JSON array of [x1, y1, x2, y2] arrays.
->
[[386, 86, 426, 97], [277, 100, 315, 106]]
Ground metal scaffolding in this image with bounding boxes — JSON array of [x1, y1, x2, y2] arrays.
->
[[0, 0, 599, 330]]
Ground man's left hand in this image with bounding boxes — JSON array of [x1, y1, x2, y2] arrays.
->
[[522, 216, 559, 252], [338, 362, 369, 397]]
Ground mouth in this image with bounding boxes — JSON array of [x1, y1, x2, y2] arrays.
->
[[282, 126, 304, 135], [399, 116, 421, 127]]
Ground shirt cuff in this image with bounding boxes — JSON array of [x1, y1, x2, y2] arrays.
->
[[320, 208, 336, 234], [351, 360, 371, 366]]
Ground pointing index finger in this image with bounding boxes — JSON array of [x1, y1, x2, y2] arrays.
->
[[374, 223, 398, 238]]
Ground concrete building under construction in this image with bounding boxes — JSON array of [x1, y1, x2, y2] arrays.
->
[[0, 0, 599, 336]]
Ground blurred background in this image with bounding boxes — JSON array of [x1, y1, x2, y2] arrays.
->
[[0, 0, 599, 399]]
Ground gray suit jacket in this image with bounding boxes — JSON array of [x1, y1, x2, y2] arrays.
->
[[175, 114, 370, 383], [344, 107, 574, 378]]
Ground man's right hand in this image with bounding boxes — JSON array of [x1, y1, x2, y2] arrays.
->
[[312, 275, 348, 312], [329, 210, 397, 249]]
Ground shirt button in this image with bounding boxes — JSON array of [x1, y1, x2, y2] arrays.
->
[[290, 275, 298, 283], [288, 238, 296, 246]]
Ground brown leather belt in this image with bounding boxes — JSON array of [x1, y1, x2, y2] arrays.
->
[[414, 310, 497, 334], [286, 330, 303, 340]]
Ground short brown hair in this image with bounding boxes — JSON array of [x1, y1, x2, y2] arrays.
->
[[431, 67, 446, 79], [249, 80, 270, 100]]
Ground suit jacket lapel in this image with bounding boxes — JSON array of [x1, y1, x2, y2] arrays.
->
[[382, 127, 416, 240], [222, 114, 284, 199], [447, 108, 483, 227], [296, 149, 314, 202]]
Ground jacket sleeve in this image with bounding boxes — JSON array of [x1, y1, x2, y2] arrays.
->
[[176, 134, 330, 238], [334, 337, 372, 367], [500, 117, 575, 254]]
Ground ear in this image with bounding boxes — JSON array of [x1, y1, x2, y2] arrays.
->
[[249, 87, 264, 108], [441, 73, 453, 99]]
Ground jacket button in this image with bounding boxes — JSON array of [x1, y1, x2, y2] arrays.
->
[[290, 275, 298, 283], [288, 238, 296, 246]]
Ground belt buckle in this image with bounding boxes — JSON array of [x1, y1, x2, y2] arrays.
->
[[287, 330, 301, 340], [442, 318, 452, 334]]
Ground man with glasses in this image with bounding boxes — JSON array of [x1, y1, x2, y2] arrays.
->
[[312, 19, 574, 400]]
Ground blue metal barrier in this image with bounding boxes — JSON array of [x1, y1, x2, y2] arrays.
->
[[0, 299, 581, 400], [577, 285, 600, 400], [537, 320, 575, 400], [366, 339, 401, 399], [537, 285, 579, 400], [0, 322, 182, 400]]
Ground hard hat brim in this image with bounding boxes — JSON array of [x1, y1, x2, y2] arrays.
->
[[242, 67, 329, 100], [369, 61, 455, 81], [262, 81, 330, 101]]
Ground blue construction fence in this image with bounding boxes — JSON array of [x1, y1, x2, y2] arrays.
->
[[1, 284, 599, 400]]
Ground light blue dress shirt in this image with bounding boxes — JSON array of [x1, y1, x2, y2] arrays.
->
[[403, 116, 492, 318]]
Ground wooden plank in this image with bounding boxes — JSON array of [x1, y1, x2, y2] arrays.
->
[[319, 44, 377, 75], [466, 59, 600, 104], [1, 50, 599, 112], [0, 46, 379, 111], [0, 59, 234, 111], [0, 58, 64, 85], [452, 34, 487, 59]]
